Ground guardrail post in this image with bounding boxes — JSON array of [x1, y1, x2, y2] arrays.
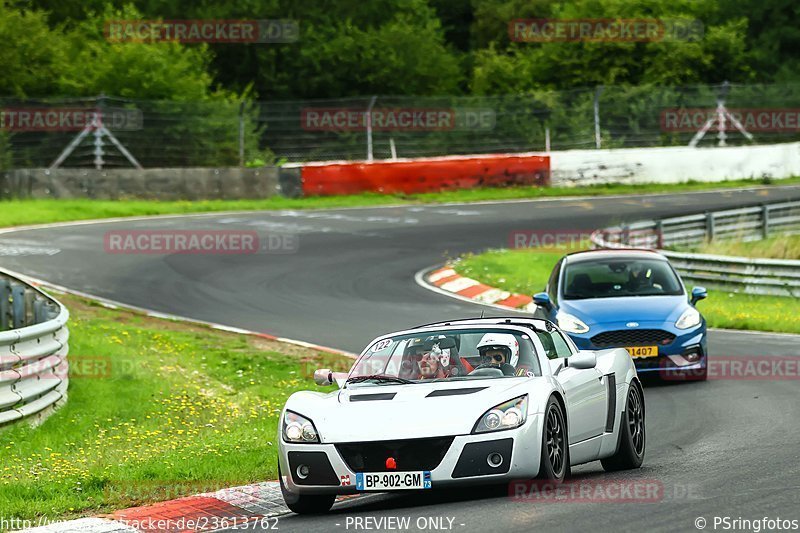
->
[[761, 204, 770, 239], [0, 279, 9, 331], [621, 224, 630, 245], [11, 283, 25, 329], [24, 288, 35, 327], [705, 212, 715, 242], [655, 220, 664, 249]]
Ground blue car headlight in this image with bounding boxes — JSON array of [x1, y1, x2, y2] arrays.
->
[[282, 410, 320, 443], [473, 395, 528, 434], [675, 307, 701, 330], [557, 312, 590, 334]]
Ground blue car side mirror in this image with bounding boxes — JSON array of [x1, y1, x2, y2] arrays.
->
[[691, 286, 707, 305], [533, 292, 552, 310]]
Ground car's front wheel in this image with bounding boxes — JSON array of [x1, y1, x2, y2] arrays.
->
[[601, 382, 645, 471], [536, 396, 569, 482], [279, 465, 336, 514]]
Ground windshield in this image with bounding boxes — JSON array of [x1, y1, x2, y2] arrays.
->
[[563, 258, 683, 299], [349, 328, 541, 385]]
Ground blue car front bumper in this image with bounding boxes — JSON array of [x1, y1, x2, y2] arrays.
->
[[567, 320, 707, 376]]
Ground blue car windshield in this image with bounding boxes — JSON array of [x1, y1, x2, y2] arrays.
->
[[563, 258, 683, 299]]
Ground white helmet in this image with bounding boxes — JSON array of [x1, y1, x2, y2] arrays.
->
[[477, 333, 519, 367]]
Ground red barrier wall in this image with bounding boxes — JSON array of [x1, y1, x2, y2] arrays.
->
[[300, 154, 550, 196]]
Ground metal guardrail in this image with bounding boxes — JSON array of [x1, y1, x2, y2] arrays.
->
[[0, 269, 69, 426], [591, 200, 800, 297]]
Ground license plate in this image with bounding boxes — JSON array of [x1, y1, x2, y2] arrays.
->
[[356, 471, 431, 491], [625, 346, 658, 358]]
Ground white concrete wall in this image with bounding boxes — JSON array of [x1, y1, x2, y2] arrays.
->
[[549, 142, 800, 186]]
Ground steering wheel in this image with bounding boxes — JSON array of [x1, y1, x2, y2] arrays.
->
[[469, 363, 501, 372]]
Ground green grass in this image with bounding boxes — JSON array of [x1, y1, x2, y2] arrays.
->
[[2, 175, 799, 228], [456, 247, 800, 335], [676, 233, 800, 260], [0, 294, 353, 522]]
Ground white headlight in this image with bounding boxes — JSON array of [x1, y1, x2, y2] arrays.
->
[[301, 424, 317, 442], [285, 422, 303, 441], [557, 313, 590, 334], [675, 307, 701, 330], [483, 410, 503, 430], [474, 396, 528, 434], [283, 411, 320, 443]]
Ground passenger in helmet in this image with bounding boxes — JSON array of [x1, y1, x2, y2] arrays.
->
[[476, 333, 520, 371]]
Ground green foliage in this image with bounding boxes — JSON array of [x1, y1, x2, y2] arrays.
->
[[6, 0, 800, 101]]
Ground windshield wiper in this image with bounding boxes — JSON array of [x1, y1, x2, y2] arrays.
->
[[346, 374, 413, 385]]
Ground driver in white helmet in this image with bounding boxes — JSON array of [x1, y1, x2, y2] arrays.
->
[[476, 333, 519, 371]]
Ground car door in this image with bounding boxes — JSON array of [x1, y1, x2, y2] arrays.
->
[[545, 331, 607, 443]]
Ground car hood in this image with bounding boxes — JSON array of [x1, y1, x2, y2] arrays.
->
[[560, 295, 688, 325], [283, 377, 538, 442]]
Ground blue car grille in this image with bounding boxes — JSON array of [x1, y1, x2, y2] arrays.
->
[[590, 329, 676, 348]]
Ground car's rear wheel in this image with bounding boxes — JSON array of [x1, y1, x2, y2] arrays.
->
[[601, 383, 645, 471], [279, 465, 336, 514], [537, 396, 568, 482]]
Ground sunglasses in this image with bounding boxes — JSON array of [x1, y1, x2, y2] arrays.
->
[[483, 353, 505, 363]]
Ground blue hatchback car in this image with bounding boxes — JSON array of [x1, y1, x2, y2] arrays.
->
[[533, 249, 708, 380]]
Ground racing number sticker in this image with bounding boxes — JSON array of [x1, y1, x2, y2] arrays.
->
[[372, 339, 392, 352]]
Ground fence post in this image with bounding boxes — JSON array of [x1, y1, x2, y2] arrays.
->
[[705, 212, 715, 242], [366, 95, 377, 161], [761, 204, 770, 239], [238, 102, 245, 167], [593, 86, 603, 149], [545, 125, 551, 152]]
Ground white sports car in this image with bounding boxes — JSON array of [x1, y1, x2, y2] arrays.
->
[[278, 317, 645, 514]]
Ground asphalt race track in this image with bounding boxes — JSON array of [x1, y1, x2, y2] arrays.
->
[[2, 186, 800, 532]]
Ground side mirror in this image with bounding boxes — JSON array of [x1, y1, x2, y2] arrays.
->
[[690, 286, 707, 305], [314, 368, 334, 386], [568, 351, 597, 370], [533, 292, 552, 310]]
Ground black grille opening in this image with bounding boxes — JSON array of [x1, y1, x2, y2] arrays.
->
[[591, 329, 675, 348], [336, 437, 455, 472]]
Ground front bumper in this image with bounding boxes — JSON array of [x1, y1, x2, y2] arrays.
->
[[568, 322, 708, 375], [278, 414, 543, 496]]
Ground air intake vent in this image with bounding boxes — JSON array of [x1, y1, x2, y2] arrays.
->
[[349, 393, 396, 402], [426, 387, 487, 398]]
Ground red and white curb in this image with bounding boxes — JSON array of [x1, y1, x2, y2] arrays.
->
[[21, 482, 290, 532], [419, 266, 539, 313]]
